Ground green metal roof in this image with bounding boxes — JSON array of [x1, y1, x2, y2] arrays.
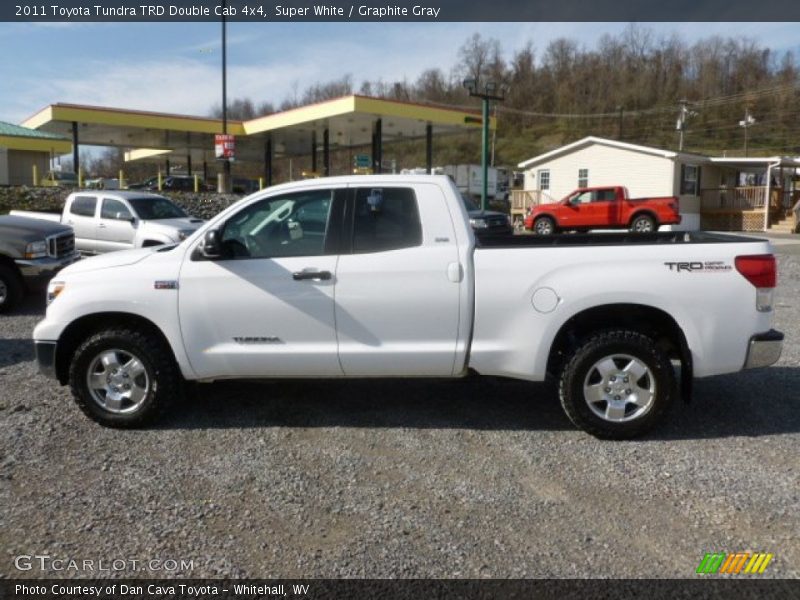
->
[[0, 121, 68, 140]]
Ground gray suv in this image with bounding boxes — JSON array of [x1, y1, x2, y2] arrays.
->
[[0, 216, 80, 312]]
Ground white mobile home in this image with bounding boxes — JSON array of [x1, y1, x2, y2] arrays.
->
[[515, 136, 706, 231]]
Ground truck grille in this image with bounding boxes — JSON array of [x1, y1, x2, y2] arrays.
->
[[47, 231, 75, 258]]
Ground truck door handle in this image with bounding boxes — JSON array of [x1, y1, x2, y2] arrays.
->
[[292, 270, 332, 281], [98, 223, 107, 228]]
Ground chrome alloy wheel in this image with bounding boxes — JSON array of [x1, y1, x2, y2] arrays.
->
[[86, 349, 150, 414], [535, 218, 554, 235], [0, 280, 7, 305], [582, 353, 656, 422], [633, 218, 654, 232]]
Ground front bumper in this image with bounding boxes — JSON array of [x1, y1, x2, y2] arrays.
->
[[743, 329, 784, 369], [35, 340, 57, 379], [15, 252, 80, 290]]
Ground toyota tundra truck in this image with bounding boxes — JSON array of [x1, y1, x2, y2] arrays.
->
[[12, 191, 204, 254], [33, 175, 783, 439], [524, 186, 681, 234]]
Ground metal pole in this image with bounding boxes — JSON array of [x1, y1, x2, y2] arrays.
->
[[425, 124, 433, 174], [375, 119, 382, 174], [71, 121, 79, 176], [311, 130, 317, 173], [481, 98, 489, 211], [221, 2, 231, 192], [323, 128, 330, 176]]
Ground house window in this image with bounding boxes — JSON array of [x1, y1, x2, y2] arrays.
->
[[537, 169, 550, 191], [680, 164, 701, 196], [578, 168, 589, 188]]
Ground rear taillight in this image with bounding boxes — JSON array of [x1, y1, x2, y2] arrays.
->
[[735, 254, 776, 288], [736, 254, 776, 312]]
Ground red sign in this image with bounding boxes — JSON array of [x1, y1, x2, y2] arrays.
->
[[215, 134, 235, 160]]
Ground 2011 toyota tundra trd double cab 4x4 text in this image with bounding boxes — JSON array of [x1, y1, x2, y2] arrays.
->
[[33, 175, 784, 439]]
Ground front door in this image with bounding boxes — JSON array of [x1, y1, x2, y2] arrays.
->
[[95, 197, 136, 253], [178, 187, 345, 379]]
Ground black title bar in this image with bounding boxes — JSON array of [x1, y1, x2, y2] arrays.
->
[[4, 0, 800, 21]]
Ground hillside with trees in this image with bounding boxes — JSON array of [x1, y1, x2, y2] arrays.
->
[[212, 25, 799, 170], [90, 25, 800, 181]]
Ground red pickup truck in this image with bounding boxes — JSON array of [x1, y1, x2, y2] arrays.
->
[[524, 186, 681, 234]]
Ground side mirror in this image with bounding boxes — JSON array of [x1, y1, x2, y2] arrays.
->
[[201, 229, 222, 258]]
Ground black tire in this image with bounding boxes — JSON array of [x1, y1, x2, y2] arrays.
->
[[69, 327, 182, 428], [534, 216, 556, 235], [630, 214, 657, 233], [0, 264, 24, 314], [558, 330, 674, 439]]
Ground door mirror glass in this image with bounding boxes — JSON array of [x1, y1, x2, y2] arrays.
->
[[202, 229, 222, 258]]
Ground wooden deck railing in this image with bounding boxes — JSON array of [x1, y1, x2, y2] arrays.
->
[[510, 189, 555, 212], [700, 186, 782, 211]]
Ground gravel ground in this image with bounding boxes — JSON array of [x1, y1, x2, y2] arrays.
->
[[0, 238, 798, 580]]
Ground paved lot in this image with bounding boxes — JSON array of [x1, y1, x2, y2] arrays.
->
[[0, 236, 798, 579]]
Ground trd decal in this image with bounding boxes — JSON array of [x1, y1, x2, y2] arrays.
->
[[664, 261, 732, 273]]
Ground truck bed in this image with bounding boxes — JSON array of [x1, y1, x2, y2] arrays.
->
[[477, 231, 765, 248]]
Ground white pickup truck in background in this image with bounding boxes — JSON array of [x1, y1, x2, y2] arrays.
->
[[33, 175, 783, 439], [12, 191, 204, 254]]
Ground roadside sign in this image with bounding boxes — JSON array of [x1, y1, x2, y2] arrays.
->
[[215, 134, 235, 160], [354, 154, 371, 168]]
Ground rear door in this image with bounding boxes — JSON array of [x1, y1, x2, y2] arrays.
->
[[95, 197, 136, 253], [334, 184, 462, 376], [65, 195, 98, 254]]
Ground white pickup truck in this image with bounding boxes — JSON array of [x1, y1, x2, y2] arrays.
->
[[33, 175, 783, 439], [12, 191, 204, 254]]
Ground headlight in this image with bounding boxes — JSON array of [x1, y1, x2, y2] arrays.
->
[[469, 218, 488, 229], [178, 229, 195, 241], [47, 281, 65, 305], [24, 240, 48, 259]]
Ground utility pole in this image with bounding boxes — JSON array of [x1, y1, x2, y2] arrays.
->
[[739, 108, 756, 157], [463, 78, 506, 211], [675, 99, 693, 152]]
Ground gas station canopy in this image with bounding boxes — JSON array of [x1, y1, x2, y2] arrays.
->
[[21, 95, 493, 180]]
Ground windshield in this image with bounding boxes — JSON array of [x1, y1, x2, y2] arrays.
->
[[128, 196, 187, 220]]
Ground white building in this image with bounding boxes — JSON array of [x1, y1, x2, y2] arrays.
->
[[515, 136, 708, 230], [515, 136, 800, 232]]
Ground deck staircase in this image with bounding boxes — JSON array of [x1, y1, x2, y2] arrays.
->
[[769, 211, 797, 233]]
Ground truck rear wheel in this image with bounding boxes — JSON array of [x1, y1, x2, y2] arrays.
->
[[0, 264, 23, 313], [534, 216, 556, 235], [558, 330, 674, 439], [69, 327, 182, 428], [630, 214, 656, 233]]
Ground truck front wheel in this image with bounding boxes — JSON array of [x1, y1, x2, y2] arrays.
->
[[0, 265, 23, 313], [69, 328, 182, 427], [534, 216, 556, 235], [558, 330, 674, 439]]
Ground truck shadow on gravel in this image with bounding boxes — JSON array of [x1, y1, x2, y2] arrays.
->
[[159, 367, 800, 439], [0, 338, 33, 368]]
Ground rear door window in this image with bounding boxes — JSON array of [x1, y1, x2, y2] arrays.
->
[[70, 196, 97, 217], [351, 187, 422, 253]]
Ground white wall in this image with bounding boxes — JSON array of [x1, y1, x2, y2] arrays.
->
[[523, 143, 675, 203]]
